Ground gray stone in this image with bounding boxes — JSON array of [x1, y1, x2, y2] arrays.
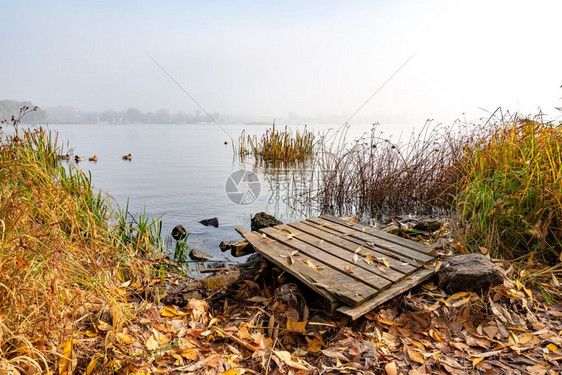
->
[[251, 212, 282, 231], [437, 253, 504, 294]]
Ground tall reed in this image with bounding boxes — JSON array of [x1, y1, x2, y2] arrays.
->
[[313, 121, 485, 219], [238, 121, 315, 165]]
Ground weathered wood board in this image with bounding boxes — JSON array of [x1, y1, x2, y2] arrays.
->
[[238, 215, 438, 319]]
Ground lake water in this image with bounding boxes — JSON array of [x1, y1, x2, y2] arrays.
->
[[36, 122, 402, 262]]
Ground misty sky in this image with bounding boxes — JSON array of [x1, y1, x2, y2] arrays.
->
[[2, 0, 561, 126]]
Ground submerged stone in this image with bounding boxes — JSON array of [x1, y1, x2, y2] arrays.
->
[[189, 248, 212, 261], [171, 224, 188, 240], [199, 217, 219, 227]]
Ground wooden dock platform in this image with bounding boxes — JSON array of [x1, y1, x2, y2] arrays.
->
[[238, 215, 438, 320]]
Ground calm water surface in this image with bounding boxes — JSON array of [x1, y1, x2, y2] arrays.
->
[[40, 122, 398, 261]]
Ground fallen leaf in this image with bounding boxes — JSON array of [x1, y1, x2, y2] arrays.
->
[[160, 306, 188, 318], [302, 259, 322, 270], [451, 296, 471, 308], [85, 353, 103, 375], [286, 319, 308, 334], [182, 348, 198, 361], [97, 320, 112, 331], [145, 336, 159, 350], [274, 350, 309, 371], [408, 348, 425, 365], [246, 296, 271, 303], [220, 369, 246, 375], [551, 273, 560, 288], [384, 360, 398, 375], [116, 332, 133, 344], [378, 257, 390, 268], [321, 349, 349, 361], [345, 264, 353, 273], [472, 357, 484, 367], [306, 338, 323, 353], [59, 339, 77, 375], [237, 325, 253, 341], [434, 260, 441, 272]]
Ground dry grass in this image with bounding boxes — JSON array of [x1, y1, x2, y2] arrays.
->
[[455, 114, 562, 264], [0, 112, 170, 373]]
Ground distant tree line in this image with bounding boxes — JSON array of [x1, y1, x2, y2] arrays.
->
[[0, 100, 230, 124], [0, 100, 48, 123], [45, 105, 226, 124]]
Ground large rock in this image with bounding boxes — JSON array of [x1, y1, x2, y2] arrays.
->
[[437, 253, 504, 294], [251, 212, 282, 231]]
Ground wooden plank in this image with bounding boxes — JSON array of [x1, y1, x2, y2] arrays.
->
[[316, 215, 434, 258], [301, 219, 422, 267], [238, 228, 375, 307], [308, 217, 434, 263], [320, 215, 436, 258], [337, 266, 435, 320], [285, 221, 415, 278], [261, 226, 393, 290]]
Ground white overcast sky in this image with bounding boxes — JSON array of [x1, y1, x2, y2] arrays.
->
[[2, 0, 561, 126]]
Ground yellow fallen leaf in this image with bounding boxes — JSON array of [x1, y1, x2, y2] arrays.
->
[[345, 264, 353, 273], [473, 357, 484, 367], [547, 343, 559, 353], [446, 291, 469, 302], [410, 340, 425, 350], [220, 369, 246, 375], [306, 337, 323, 353], [378, 257, 390, 268], [160, 306, 188, 318], [83, 330, 98, 338], [302, 259, 322, 270], [451, 296, 472, 308], [97, 320, 112, 331], [377, 317, 396, 326], [407, 348, 425, 365], [116, 332, 133, 344], [430, 329, 442, 342], [434, 260, 441, 272], [286, 319, 307, 334], [85, 353, 103, 375], [182, 348, 198, 361], [59, 339, 76, 375]]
